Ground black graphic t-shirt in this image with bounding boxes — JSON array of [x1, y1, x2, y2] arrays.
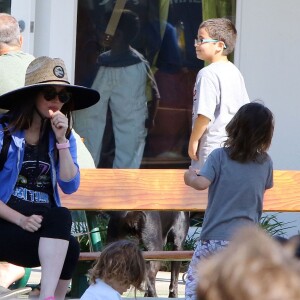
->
[[8, 143, 54, 208]]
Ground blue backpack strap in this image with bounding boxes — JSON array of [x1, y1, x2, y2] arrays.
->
[[0, 120, 12, 171]]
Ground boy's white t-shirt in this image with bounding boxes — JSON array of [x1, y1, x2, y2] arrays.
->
[[191, 61, 249, 170], [80, 279, 122, 300]]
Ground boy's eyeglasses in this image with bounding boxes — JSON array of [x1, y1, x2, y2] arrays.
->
[[41, 87, 72, 104], [194, 38, 227, 49]]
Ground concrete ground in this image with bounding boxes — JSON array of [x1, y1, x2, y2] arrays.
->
[[23, 267, 186, 299], [121, 271, 186, 298]]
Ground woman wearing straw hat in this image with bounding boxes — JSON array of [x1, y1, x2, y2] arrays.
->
[[0, 56, 100, 300]]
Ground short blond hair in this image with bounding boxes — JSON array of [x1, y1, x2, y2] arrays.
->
[[197, 226, 300, 300]]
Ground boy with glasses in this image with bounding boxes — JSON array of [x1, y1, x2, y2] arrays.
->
[[188, 18, 249, 171]]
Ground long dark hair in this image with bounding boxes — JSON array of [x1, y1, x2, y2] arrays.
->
[[0, 87, 73, 137], [224, 102, 274, 163]]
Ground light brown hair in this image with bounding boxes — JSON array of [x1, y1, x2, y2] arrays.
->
[[199, 18, 236, 55], [89, 240, 146, 294], [197, 226, 300, 300]]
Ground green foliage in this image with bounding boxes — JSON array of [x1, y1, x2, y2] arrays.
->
[[202, 0, 236, 21], [184, 218, 203, 251], [71, 211, 109, 251], [260, 213, 295, 237]]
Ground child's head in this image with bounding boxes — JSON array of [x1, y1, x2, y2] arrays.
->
[[103, 9, 140, 46], [117, 9, 140, 44], [199, 18, 237, 56], [89, 239, 146, 294], [197, 226, 300, 300], [224, 102, 274, 163]]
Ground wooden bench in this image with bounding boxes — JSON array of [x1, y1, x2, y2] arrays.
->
[[61, 168, 300, 211], [60, 168, 300, 298], [61, 168, 300, 262]]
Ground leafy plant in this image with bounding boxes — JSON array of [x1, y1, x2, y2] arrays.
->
[[184, 218, 203, 251], [260, 213, 296, 237], [71, 211, 110, 251]]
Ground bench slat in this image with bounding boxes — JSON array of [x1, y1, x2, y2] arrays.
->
[[79, 250, 194, 261], [61, 169, 300, 212]]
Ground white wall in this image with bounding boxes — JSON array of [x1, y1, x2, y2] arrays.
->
[[33, 0, 78, 83], [11, 0, 36, 54], [11, 0, 78, 83], [235, 0, 300, 170], [235, 0, 300, 237]]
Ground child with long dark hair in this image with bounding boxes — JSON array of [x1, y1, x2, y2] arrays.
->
[[81, 240, 146, 300], [184, 102, 274, 300]]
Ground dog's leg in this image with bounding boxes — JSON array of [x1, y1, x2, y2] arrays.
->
[[144, 260, 160, 297], [142, 212, 163, 297], [169, 260, 180, 298], [168, 212, 190, 298]]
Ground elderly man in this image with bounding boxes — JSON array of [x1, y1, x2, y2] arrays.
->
[[0, 13, 34, 113]]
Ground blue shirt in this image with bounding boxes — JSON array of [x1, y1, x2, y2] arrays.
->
[[0, 123, 80, 206], [99, 48, 142, 67]]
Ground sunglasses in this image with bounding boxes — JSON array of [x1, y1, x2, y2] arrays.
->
[[41, 87, 72, 104]]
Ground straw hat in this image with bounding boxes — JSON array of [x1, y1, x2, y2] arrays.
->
[[0, 56, 100, 110]]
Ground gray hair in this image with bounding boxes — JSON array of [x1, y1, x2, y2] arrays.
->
[[0, 13, 21, 47]]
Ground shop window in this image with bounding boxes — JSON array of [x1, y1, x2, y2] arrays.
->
[[0, 0, 11, 13], [75, 0, 235, 169]]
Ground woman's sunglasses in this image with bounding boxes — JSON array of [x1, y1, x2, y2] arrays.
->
[[41, 87, 72, 104]]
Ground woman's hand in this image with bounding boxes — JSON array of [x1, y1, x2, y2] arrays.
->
[[49, 109, 68, 143], [19, 214, 43, 232]]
